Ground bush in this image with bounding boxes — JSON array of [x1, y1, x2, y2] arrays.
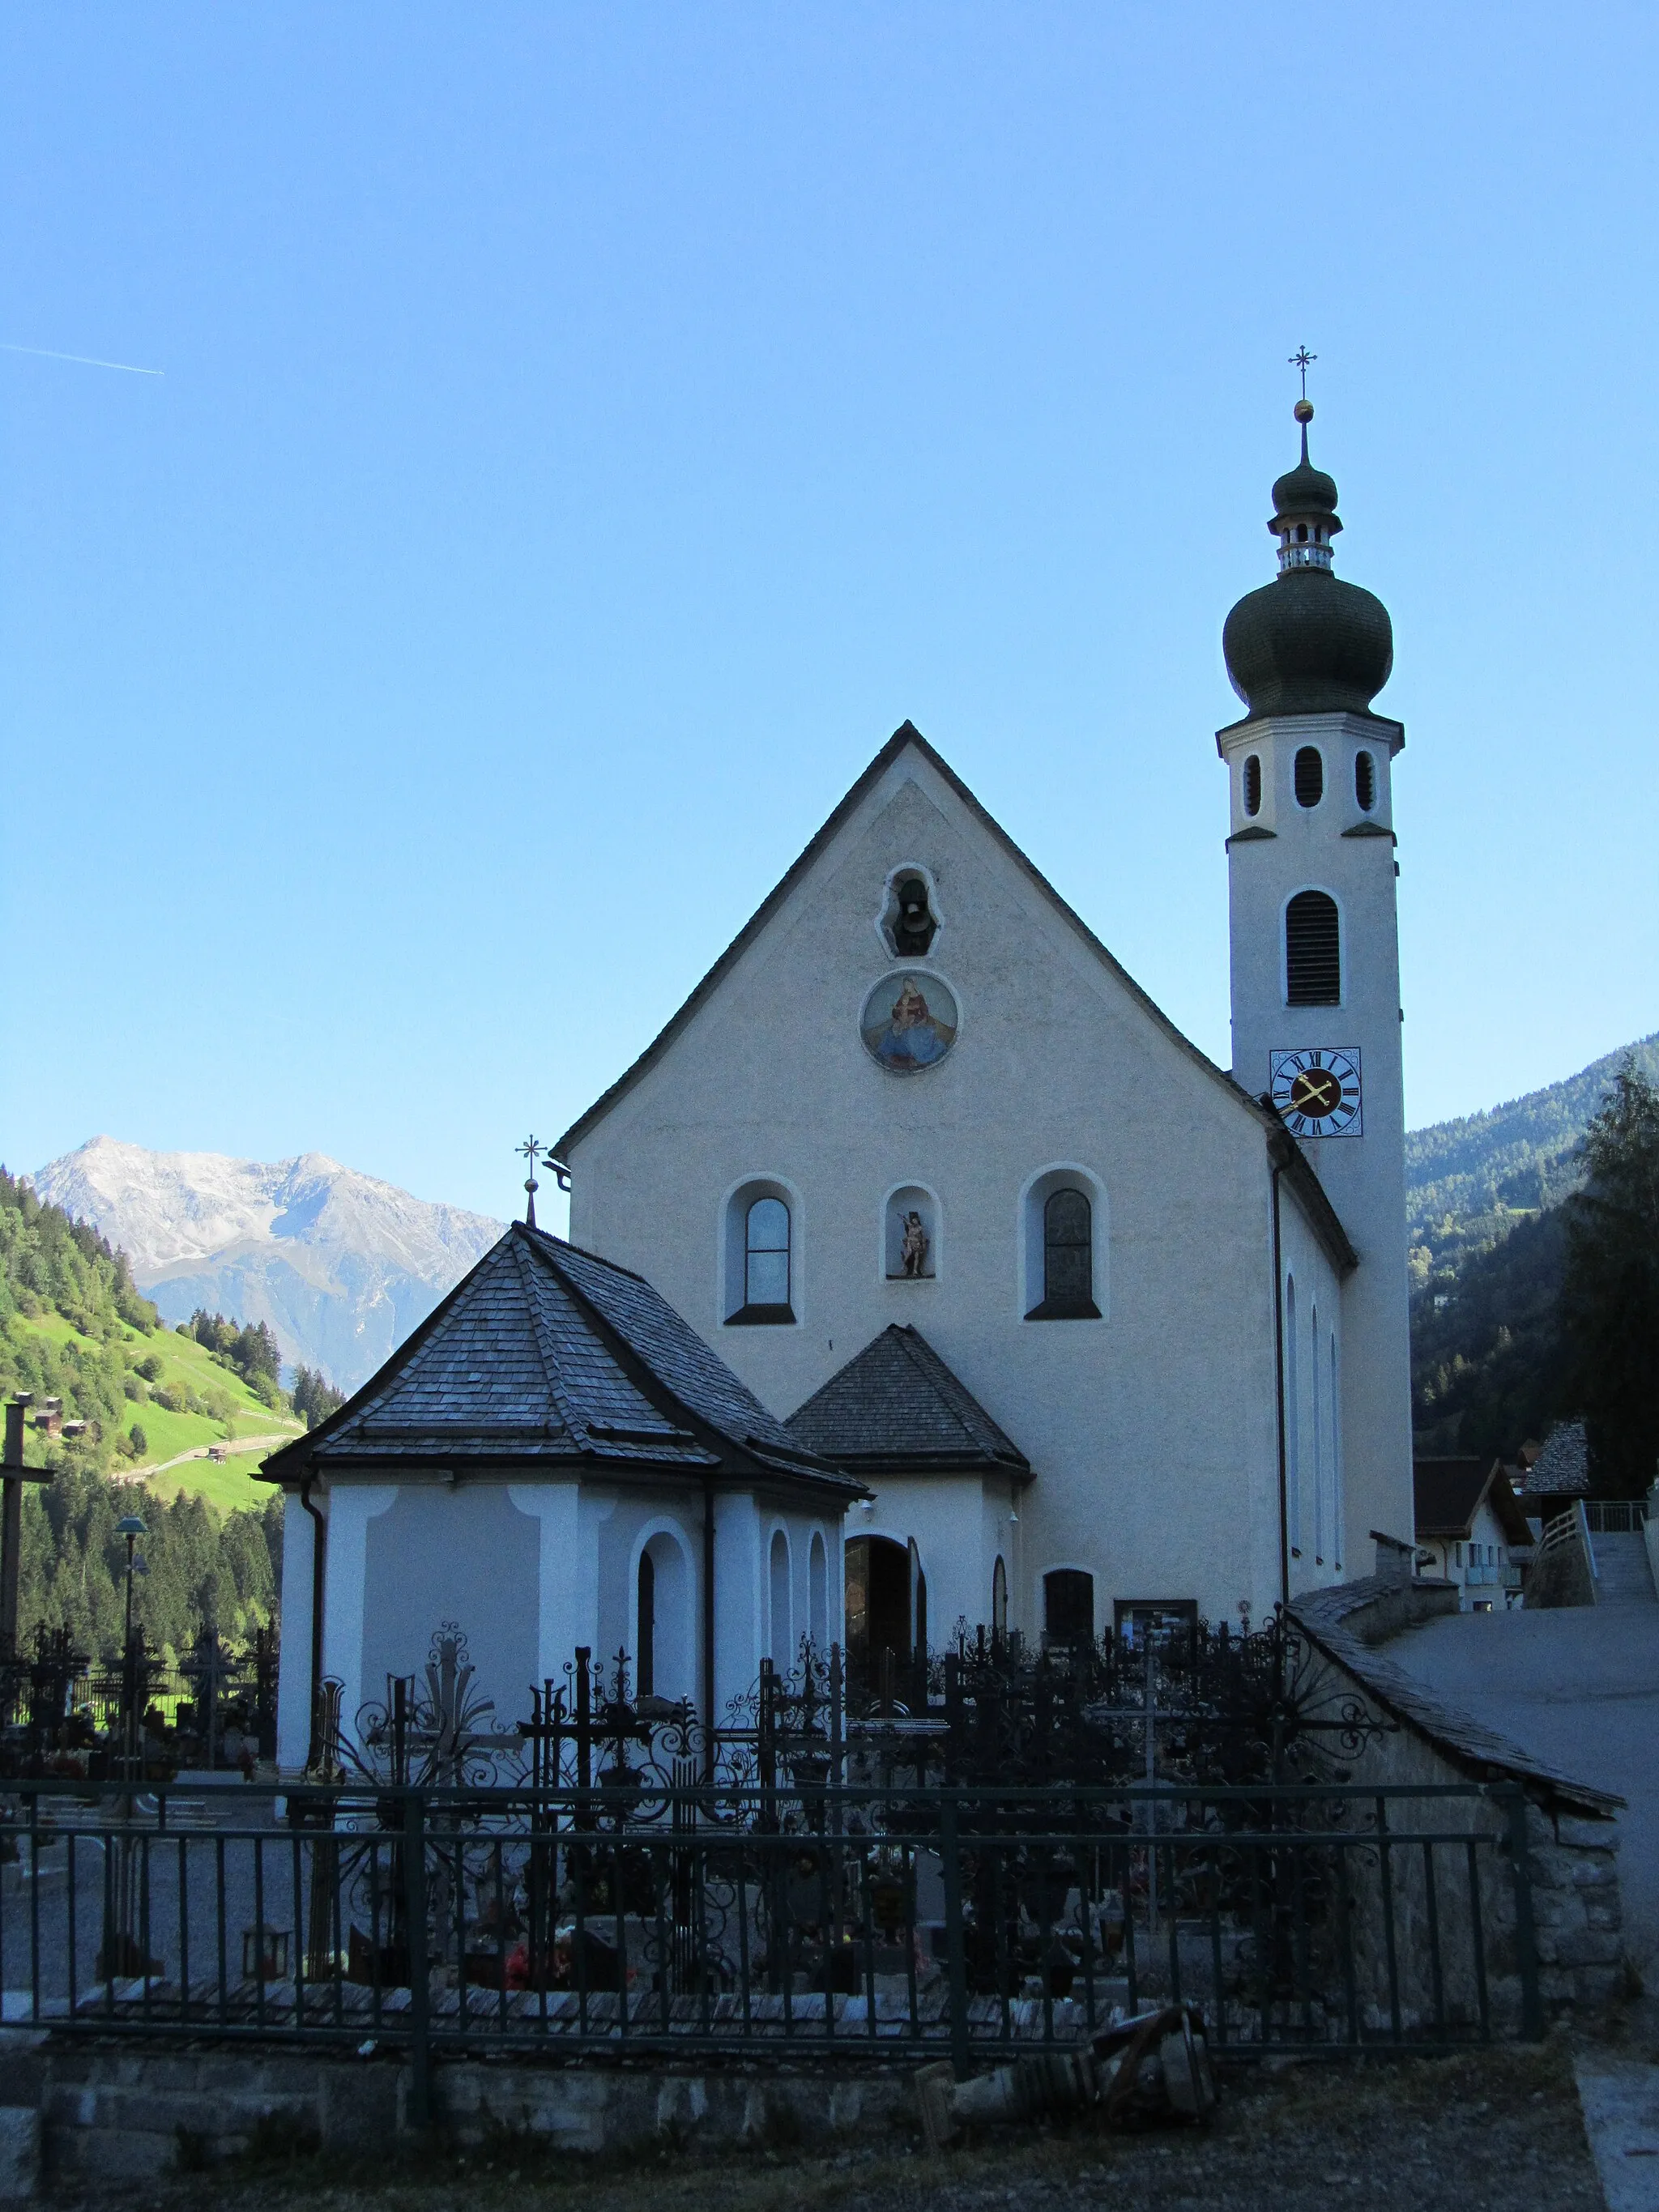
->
[[134, 1355, 164, 1383], [128, 1422, 148, 1456]]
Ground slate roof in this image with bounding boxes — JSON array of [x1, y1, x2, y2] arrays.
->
[[261, 1223, 864, 1500], [784, 1324, 1030, 1477], [1520, 1419, 1590, 1497], [1414, 1455, 1533, 1546]]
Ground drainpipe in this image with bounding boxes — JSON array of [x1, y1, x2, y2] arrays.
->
[[1267, 1127, 1293, 1612], [300, 1475, 326, 1770], [702, 1480, 717, 1781]]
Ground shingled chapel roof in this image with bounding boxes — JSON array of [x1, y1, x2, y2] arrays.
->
[[784, 1323, 1030, 1478], [261, 1222, 864, 1500]]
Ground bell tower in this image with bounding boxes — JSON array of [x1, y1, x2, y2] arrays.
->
[[1218, 393, 1414, 1569]]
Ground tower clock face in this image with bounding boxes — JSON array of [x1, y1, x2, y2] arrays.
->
[[1270, 1046, 1363, 1137]]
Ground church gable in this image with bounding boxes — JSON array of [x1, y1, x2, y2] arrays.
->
[[554, 722, 1273, 1167]]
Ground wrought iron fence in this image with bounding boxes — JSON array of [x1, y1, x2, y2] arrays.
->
[[0, 1771, 1541, 2090], [0, 1624, 279, 1781]]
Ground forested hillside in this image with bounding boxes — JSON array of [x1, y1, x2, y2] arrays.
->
[[0, 1169, 284, 1658], [1408, 1053, 1659, 1492], [1405, 1032, 1659, 1235]]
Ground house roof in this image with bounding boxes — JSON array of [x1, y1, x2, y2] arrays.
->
[[550, 722, 1357, 1278], [261, 1222, 866, 1501], [784, 1323, 1031, 1478], [1520, 1418, 1589, 1497], [1414, 1455, 1533, 1547]]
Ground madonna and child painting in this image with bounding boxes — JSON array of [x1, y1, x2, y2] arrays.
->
[[860, 971, 959, 1074]]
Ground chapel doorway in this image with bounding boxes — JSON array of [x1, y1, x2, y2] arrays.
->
[[845, 1535, 915, 1670]]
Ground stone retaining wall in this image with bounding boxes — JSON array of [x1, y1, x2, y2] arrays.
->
[[1292, 1574, 1627, 2018], [0, 2035, 916, 2186]]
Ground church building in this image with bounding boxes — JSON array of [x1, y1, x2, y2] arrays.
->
[[551, 400, 1414, 1660], [267, 400, 1417, 1764]]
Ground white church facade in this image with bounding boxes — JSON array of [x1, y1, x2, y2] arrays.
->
[[268, 402, 1417, 1763], [552, 403, 1414, 1658]]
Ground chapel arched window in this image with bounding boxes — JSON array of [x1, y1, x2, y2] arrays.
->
[[637, 1549, 656, 1698]]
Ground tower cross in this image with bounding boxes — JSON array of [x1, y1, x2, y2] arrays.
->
[[516, 1136, 544, 1230], [1290, 346, 1316, 400]]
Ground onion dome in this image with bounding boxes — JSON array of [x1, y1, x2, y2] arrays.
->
[[1222, 402, 1393, 719]]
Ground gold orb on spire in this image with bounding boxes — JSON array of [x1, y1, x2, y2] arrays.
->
[[1294, 398, 1314, 424]]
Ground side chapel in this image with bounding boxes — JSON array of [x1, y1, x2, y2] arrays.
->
[[269, 400, 1416, 1767]]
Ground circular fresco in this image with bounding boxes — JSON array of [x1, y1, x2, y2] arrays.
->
[[860, 970, 959, 1075]]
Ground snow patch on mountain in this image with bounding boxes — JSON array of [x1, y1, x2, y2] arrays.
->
[[30, 1137, 505, 1392]]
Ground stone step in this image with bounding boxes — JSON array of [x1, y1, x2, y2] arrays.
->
[[1593, 1532, 1658, 1605]]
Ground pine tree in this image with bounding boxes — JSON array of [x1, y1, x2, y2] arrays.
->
[[1559, 1063, 1659, 1497]]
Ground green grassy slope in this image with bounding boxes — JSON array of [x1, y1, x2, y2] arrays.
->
[[8, 1311, 301, 1508]]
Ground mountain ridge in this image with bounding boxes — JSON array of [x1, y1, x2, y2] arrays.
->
[[29, 1138, 504, 1392]]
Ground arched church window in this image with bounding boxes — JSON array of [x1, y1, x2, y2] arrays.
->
[[1029, 1188, 1098, 1319], [1354, 750, 1376, 811], [1043, 1568, 1094, 1649], [637, 1549, 655, 1697], [1243, 754, 1262, 816], [1285, 891, 1341, 1005], [727, 1195, 793, 1323], [1294, 746, 1324, 808], [1285, 1273, 1302, 1558]]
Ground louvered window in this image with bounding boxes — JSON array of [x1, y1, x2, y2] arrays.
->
[[1243, 754, 1262, 816], [1294, 746, 1324, 807], [1286, 891, 1341, 1004], [1354, 750, 1375, 810]]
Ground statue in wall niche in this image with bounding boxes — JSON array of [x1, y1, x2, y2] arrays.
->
[[899, 1210, 931, 1278]]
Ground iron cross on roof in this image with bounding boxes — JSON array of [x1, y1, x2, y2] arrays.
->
[[516, 1136, 543, 1229], [1289, 346, 1317, 399]]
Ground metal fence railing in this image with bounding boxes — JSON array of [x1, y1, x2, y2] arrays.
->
[[0, 1773, 1542, 2111]]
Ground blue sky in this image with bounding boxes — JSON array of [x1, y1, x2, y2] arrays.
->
[[3, 5, 1656, 1225]]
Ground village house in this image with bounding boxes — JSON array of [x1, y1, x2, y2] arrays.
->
[[1412, 1455, 1533, 1609]]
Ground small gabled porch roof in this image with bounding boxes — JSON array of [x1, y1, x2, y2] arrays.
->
[[784, 1323, 1031, 1481]]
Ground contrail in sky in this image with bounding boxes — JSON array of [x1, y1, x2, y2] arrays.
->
[[0, 343, 163, 377]]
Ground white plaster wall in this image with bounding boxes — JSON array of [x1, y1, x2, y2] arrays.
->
[[276, 1490, 318, 1773], [568, 742, 1289, 1631], [360, 1485, 541, 1733], [318, 1485, 398, 1745], [1220, 709, 1415, 1566], [1277, 1180, 1348, 1598]]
